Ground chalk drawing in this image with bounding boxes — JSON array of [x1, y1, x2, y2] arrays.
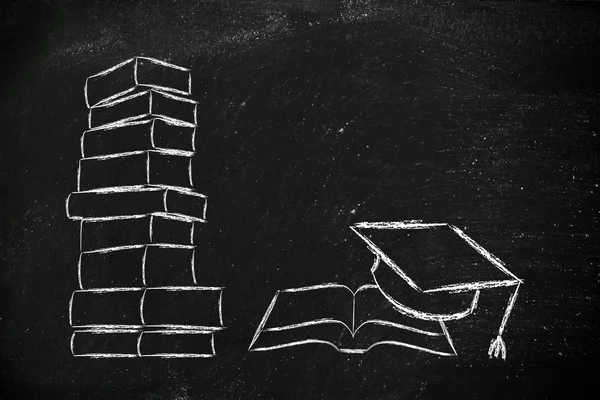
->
[[249, 283, 457, 356], [67, 57, 224, 358], [351, 221, 522, 360], [250, 221, 521, 360]]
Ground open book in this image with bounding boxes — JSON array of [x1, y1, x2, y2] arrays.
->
[[249, 283, 457, 356]]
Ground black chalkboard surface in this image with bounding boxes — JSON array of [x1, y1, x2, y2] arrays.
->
[[1, 0, 599, 398]]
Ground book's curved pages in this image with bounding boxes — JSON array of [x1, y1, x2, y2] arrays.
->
[[249, 284, 457, 356]]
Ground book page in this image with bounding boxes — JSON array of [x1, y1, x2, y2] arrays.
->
[[263, 285, 354, 331], [250, 284, 355, 352], [350, 285, 456, 355]]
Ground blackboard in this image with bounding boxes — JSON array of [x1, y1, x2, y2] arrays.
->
[[1, 0, 599, 398]]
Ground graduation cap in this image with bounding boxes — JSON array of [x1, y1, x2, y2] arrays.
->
[[350, 221, 523, 360]]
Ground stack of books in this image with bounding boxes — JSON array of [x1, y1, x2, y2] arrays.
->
[[66, 57, 224, 358]]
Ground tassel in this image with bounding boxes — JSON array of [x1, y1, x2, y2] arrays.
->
[[488, 335, 507, 360]]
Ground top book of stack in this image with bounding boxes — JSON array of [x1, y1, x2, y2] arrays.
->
[[85, 57, 192, 108]]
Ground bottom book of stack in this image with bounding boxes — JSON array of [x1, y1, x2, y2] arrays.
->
[[71, 328, 217, 358], [70, 286, 224, 358]]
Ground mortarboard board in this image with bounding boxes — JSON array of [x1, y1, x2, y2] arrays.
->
[[351, 221, 523, 360]]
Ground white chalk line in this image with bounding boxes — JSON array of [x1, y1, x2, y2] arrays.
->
[[449, 224, 523, 284], [90, 89, 149, 108], [136, 56, 191, 72], [77, 253, 83, 290], [191, 126, 196, 152], [353, 221, 448, 230], [155, 89, 198, 104], [372, 266, 481, 321], [499, 282, 521, 336], [190, 222, 195, 245], [264, 319, 353, 335], [89, 57, 134, 78], [145, 151, 151, 185], [218, 289, 224, 327], [354, 320, 442, 337], [139, 288, 147, 325], [84, 57, 135, 107], [77, 159, 82, 192], [82, 243, 195, 255], [281, 282, 355, 294], [155, 212, 206, 223], [83, 116, 195, 134], [350, 227, 422, 292], [423, 279, 520, 294], [148, 215, 154, 242], [71, 183, 199, 195], [72, 324, 226, 331], [249, 291, 280, 350], [80, 148, 194, 161], [439, 320, 458, 356], [136, 84, 191, 98], [188, 158, 193, 187], [250, 339, 456, 356], [73, 353, 139, 358], [191, 249, 197, 285], [141, 246, 148, 286], [69, 214, 206, 223], [150, 119, 156, 148]]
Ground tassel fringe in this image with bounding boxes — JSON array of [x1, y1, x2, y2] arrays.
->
[[488, 335, 507, 360]]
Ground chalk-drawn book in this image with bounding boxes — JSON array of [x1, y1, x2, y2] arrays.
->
[[249, 284, 457, 355], [66, 186, 207, 221], [78, 150, 193, 191], [88, 89, 197, 129], [81, 118, 196, 158], [79, 213, 197, 252], [71, 328, 216, 358], [69, 286, 224, 330], [78, 245, 197, 289], [85, 56, 192, 108]]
